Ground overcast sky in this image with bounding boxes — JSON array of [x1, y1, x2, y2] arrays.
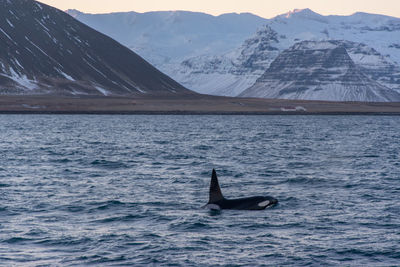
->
[[39, 0, 400, 18]]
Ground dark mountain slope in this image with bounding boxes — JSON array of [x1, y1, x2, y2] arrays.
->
[[0, 0, 193, 96]]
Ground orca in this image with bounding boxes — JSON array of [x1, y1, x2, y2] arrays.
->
[[204, 169, 278, 210]]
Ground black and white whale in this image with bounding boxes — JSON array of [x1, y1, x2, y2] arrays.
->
[[204, 169, 278, 210]]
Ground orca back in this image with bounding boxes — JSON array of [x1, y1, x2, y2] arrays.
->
[[205, 169, 278, 210]]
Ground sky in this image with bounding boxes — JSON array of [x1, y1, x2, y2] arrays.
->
[[38, 0, 400, 18]]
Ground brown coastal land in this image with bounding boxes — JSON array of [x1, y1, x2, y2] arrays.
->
[[1, 95, 400, 115]]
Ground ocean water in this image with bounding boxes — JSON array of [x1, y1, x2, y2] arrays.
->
[[0, 115, 399, 266]]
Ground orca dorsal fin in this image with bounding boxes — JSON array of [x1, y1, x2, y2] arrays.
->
[[209, 169, 224, 203]]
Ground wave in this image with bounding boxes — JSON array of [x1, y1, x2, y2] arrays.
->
[[90, 159, 129, 169]]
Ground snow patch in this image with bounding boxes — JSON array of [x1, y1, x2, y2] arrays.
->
[[135, 86, 146, 93], [82, 58, 108, 79], [95, 86, 110, 96], [35, 2, 43, 10], [0, 27, 12, 41], [25, 36, 48, 56], [25, 36, 63, 68], [73, 36, 82, 43], [3, 68, 38, 90], [280, 106, 307, 112], [6, 19, 14, 28], [13, 59, 24, 70], [8, 10, 19, 20], [292, 41, 338, 50], [35, 18, 50, 32], [57, 69, 75, 81], [21, 104, 44, 109]]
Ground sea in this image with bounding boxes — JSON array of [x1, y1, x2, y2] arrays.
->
[[0, 115, 399, 266]]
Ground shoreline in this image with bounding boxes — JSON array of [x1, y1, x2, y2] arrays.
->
[[1, 111, 400, 116], [1, 95, 400, 115]]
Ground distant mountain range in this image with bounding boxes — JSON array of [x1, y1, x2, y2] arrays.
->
[[68, 8, 400, 101], [0, 0, 192, 96]]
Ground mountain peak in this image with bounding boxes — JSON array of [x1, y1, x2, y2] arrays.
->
[[282, 8, 318, 18], [275, 8, 327, 22]]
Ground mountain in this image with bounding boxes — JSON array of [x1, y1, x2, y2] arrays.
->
[[239, 41, 400, 102], [0, 0, 192, 96], [172, 25, 281, 96], [68, 8, 400, 100], [66, 9, 267, 68]]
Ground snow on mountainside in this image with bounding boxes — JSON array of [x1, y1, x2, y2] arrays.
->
[[68, 8, 400, 100], [239, 40, 400, 102], [0, 0, 191, 96], [169, 25, 281, 96], [268, 8, 400, 64], [340, 41, 400, 92], [66, 9, 267, 67]]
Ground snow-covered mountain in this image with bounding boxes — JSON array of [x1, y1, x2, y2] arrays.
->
[[67, 8, 400, 101], [169, 25, 281, 96], [172, 25, 282, 96], [270, 9, 400, 64], [0, 0, 191, 96], [239, 41, 400, 102], [66, 9, 267, 67]]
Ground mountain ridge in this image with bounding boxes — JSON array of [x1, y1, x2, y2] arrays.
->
[[66, 8, 400, 21]]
